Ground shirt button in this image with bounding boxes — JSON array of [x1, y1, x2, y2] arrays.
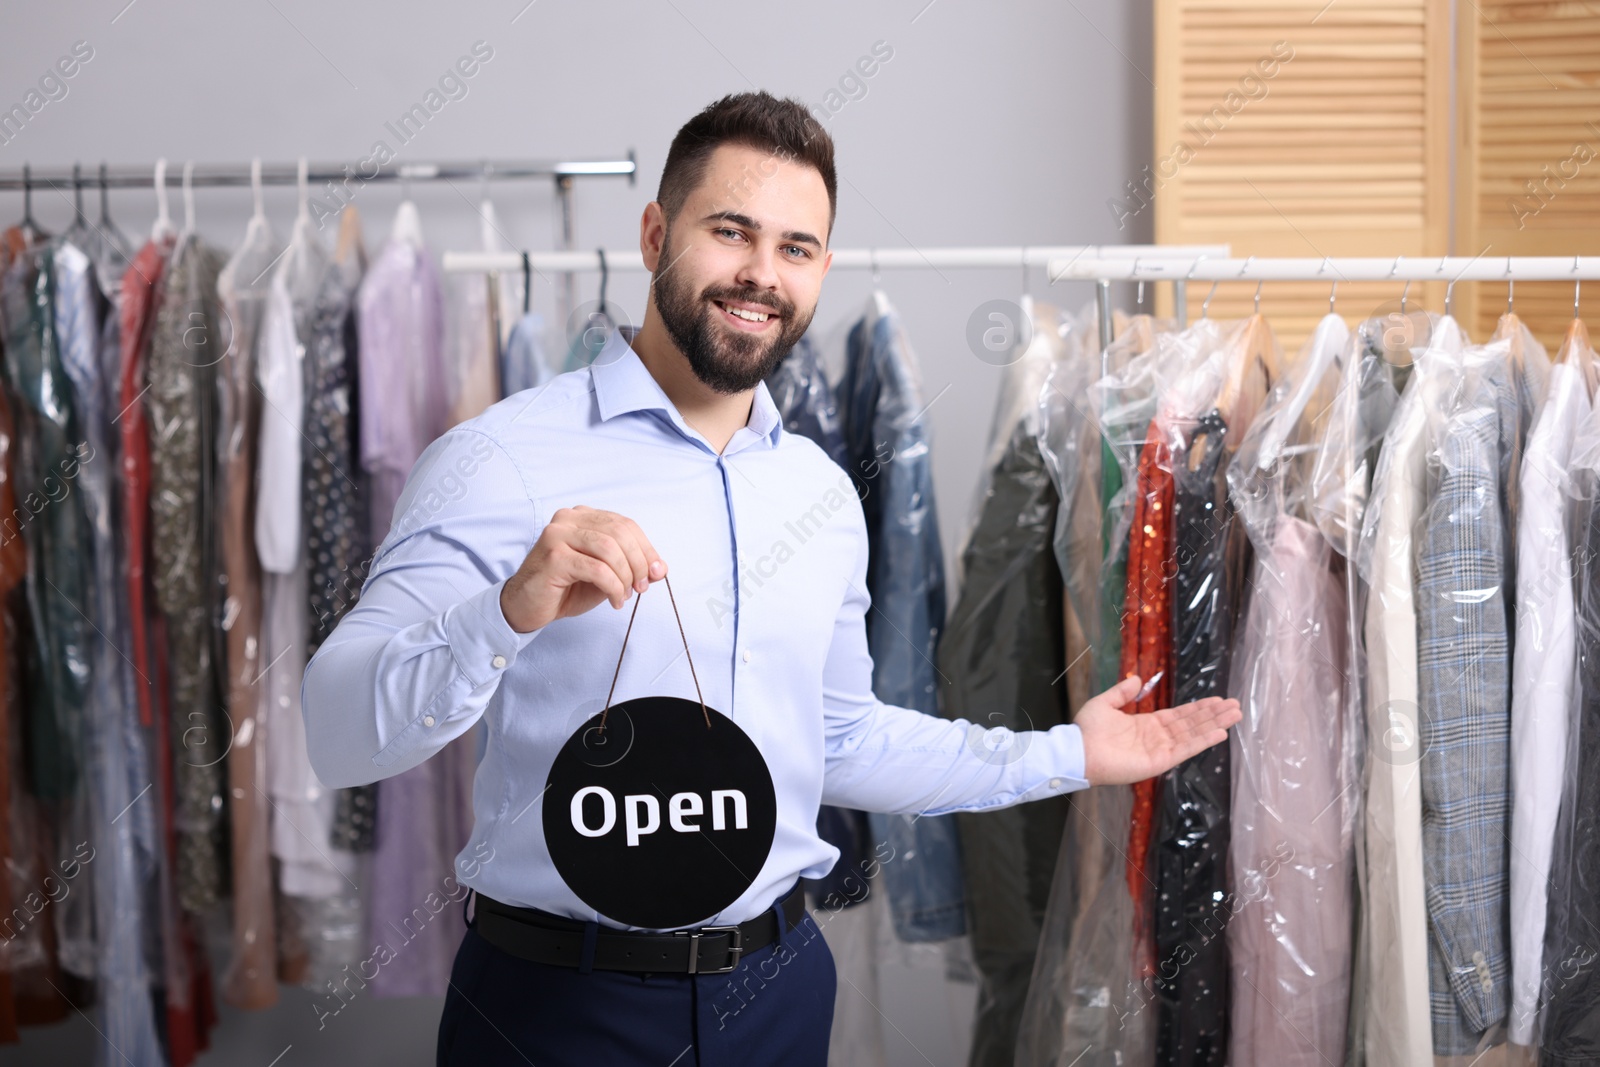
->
[[742, 649, 751, 663], [491, 655, 507, 669], [1049, 777, 1064, 789], [423, 715, 436, 727]]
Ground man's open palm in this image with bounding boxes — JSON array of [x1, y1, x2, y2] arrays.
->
[[1076, 674, 1243, 785]]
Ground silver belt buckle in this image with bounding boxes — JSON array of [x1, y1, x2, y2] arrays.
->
[[676, 924, 744, 975]]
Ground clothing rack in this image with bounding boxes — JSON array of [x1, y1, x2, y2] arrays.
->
[[0, 156, 638, 190], [444, 244, 1231, 336], [4, 155, 638, 333], [1050, 254, 1600, 363]]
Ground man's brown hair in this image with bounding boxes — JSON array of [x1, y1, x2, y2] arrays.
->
[[657, 91, 837, 240]]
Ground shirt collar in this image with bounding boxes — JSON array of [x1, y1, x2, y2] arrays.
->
[[590, 326, 784, 454]]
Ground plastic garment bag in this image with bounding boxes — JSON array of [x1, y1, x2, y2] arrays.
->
[[1142, 314, 1275, 1066], [51, 241, 167, 1064], [1304, 314, 1403, 1060], [1353, 313, 1454, 1067], [0, 243, 94, 804], [1013, 303, 1111, 1067], [216, 206, 283, 967], [1542, 371, 1600, 1062], [1414, 324, 1546, 1057], [1507, 323, 1593, 1049], [1088, 315, 1190, 695], [1107, 315, 1267, 1058], [0, 280, 37, 1036], [117, 233, 217, 1058], [1014, 312, 1189, 1067], [939, 299, 1076, 1067], [1223, 313, 1358, 1067], [290, 210, 370, 991]]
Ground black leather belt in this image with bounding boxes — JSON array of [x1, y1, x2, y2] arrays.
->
[[472, 883, 806, 976]]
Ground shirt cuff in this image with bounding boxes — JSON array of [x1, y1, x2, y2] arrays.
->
[[1019, 722, 1089, 799], [442, 578, 542, 688]]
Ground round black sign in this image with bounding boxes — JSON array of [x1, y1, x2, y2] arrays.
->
[[543, 696, 777, 929]]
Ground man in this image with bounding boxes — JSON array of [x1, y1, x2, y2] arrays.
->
[[301, 90, 1241, 1067]]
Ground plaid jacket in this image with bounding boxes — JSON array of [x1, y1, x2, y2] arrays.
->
[[1415, 372, 1514, 1055]]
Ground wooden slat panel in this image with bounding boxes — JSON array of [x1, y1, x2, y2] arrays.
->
[[1457, 0, 1600, 351], [1154, 0, 1451, 349]]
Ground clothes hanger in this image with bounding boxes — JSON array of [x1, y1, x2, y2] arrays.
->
[[71, 163, 87, 229], [333, 201, 365, 268], [19, 163, 42, 242], [1559, 256, 1595, 396], [1214, 257, 1277, 423], [60, 162, 92, 250], [97, 162, 115, 231], [596, 246, 610, 326], [180, 160, 197, 238], [151, 158, 175, 242]]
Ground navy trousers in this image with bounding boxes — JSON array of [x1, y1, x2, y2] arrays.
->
[[436, 886, 836, 1066]]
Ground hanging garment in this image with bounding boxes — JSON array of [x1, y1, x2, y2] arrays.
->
[[358, 205, 473, 998], [1356, 314, 1462, 1067], [1542, 391, 1600, 1063], [1305, 315, 1403, 1061], [837, 292, 968, 948], [1225, 516, 1353, 1065], [499, 311, 551, 398], [1222, 313, 1357, 1067], [939, 299, 1073, 1067], [229, 201, 329, 1007], [1117, 320, 1240, 987], [117, 236, 173, 730], [1025, 312, 1194, 1067], [148, 232, 229, 916], [444, 201, 510, 425], [1012, 303, 1126, 1067], [285, 209, 369, 989], [0, 265, 28, 1042], [1417, 326, 1547, 1056], [1152, 408, 1237, 1066], [119, 233, 220, 1064], [767, 335, 876, 910], [1509, 325, 1593, 1047], [216, 206, 283, 969], [0, 242, 93, 803], [53, 240, 167, 1065], [1121, 415, 1175, 983], [305, 220, 378, 859]]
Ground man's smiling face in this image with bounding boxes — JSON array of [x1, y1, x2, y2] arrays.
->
[[649, 142, 833, 394]]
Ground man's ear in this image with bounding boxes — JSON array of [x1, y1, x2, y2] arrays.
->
[[640, 202, 667, 272]]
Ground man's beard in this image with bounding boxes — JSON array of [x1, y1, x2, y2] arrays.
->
[[652, 232, 814, 394]]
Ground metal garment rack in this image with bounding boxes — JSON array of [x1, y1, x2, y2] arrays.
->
[[444, 244, 1231, 333], [1050, 254, 1600, 359], [2, 156, 637, 323]]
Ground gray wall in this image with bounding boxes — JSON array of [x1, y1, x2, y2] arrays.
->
[[0, 2, 1151, 1064]]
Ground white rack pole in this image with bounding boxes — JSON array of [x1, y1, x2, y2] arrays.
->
[[0, 157, 638, 190], [442, 244, 1231, 275], [1049, 255, 1600, 283]]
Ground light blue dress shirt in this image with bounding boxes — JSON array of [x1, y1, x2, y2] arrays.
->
[[301, 327, 1089, 930]]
